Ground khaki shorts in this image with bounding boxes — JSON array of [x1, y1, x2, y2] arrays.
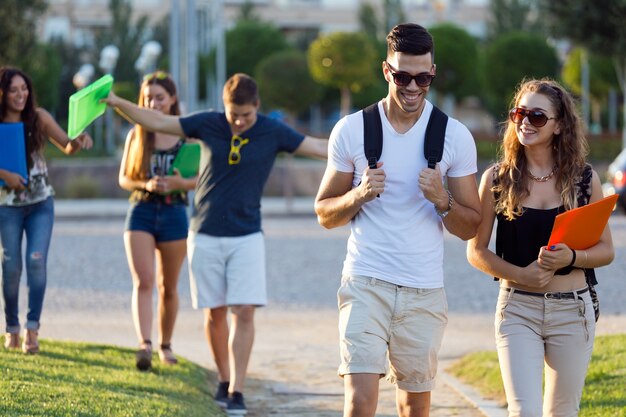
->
[[187, 231, 267, 309], [337, 275, 448, 392]]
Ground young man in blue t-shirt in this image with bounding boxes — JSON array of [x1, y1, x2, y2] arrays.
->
[[105, 73, 327, 414]]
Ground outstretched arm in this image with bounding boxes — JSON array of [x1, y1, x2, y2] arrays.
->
[[103, 91, 184, 137], [293, 135, 328, 160], [37, 108, 93, 155]]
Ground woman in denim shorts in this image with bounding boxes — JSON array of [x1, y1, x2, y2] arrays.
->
[[119, 71, 197, 370], [467, 79, 614, 416]]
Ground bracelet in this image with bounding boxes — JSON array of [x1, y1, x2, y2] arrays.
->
[[568, 248, 577, 267], [436, 190, 453, 218]]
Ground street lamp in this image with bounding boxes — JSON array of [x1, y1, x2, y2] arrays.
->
[[99, 45, 119, 75], [72, 64, 95, 89], [99, 45, 119, 155], [135, 41, 162, 79]]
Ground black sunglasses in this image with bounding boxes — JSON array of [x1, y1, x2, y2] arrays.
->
[[509, 107, 556, 128], [385, 61, 435, 87]]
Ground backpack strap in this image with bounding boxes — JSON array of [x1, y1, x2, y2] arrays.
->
[[424, 105, 449, 169], [362, 103, 383, 169], [575, 163, 597, 286], [363, 102, 449, 170], [575, 163, 593, 207]]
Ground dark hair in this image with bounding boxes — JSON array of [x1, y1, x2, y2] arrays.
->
[[126, 71, 181, 180], [0, 66, 45, 168], [223, 73, 259, 106], [386, 23, 434, 59]]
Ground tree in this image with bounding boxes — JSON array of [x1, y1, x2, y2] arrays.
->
[[359, 3, 380, 41], [225, 20, 289, 77], [483, 31, 559, 118], [94, 0, 151, 83], [487, 0, 545, 40], [358, 0, 406, 42], [308, 32, 377, 116], [0, 0, 48, 67], [382, 0, 406, 35], [428, 23, 481, 101], [541, 0, 626, 146], [562, 48, 619, 132], [255, 50, 323, 117]]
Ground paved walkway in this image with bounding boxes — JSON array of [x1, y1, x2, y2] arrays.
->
[[40, 198, 626, 416]]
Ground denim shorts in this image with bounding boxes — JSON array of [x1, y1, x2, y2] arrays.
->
[[125, 200, 189, 242]]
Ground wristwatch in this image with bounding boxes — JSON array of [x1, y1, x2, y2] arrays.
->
[[436, 190, 453, 218]]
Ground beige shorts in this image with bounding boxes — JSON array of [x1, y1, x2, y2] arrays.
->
[[187, 231, 267, 309], [337, 275, 448, 392]]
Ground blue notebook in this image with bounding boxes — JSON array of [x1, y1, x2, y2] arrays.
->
[[0, 122, 28, 186]]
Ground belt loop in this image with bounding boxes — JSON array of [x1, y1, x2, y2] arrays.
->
[[506, 287, 514, 301], [369, 277, 376, 286], [573, 290, 579, 301]]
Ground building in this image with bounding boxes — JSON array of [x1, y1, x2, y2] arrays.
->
[[42, 0, 490, 47]]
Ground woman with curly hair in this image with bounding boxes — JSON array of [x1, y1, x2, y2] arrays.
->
[[467, 78, 614, 416], [0, 66, 93, 354], [118, 71, 196, 370]]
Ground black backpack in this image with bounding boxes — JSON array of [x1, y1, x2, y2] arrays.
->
[[362, 102, 448, 169]]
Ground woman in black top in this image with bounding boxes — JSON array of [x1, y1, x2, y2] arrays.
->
[[467, 79, 614, 416], [118, 71, 197, 370]]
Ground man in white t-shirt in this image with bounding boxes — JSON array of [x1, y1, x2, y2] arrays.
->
[[315, 23, 481, 417]]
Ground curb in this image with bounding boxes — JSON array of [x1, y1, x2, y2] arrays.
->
[[440, 370, 508, 417], [54, 197, 317, 220]]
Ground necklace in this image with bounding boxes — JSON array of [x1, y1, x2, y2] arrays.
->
[[528, 166, 557, 182]]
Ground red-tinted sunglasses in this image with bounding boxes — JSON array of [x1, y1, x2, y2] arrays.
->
[[385, 61, 435, 88], [509, 107, 556, 128]]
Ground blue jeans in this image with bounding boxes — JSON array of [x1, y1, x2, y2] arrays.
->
[[0, 197, 54, 333]]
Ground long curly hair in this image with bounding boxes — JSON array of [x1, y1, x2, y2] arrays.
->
[[125, 71, 180, 180], [493, 78, 588, 220], [0, 66, 46, 169]]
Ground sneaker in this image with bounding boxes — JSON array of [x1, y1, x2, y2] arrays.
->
[[214, 381, 229, 409], [226, 391, 247, 415]]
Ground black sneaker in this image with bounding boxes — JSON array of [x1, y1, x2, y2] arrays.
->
[[226, 391, 247, 415], [214, 381, 229, 409]]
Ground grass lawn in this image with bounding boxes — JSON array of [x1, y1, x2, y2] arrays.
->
[[447, 334, 626, 416], [0, 337, 224, 417]]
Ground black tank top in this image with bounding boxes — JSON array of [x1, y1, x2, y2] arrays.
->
[[493, 164, 593, 280]]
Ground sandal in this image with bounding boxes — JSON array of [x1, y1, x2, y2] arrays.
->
[[4, 332, 20, 350], [22, 329, 39, 354], [158, 343, 178, 365], [135, 340, 152, 371]]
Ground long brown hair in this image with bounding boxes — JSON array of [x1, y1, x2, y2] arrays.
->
[[125, 71, 180, 179], [493, 78, 588, 220], [0, 66, 46, 169]]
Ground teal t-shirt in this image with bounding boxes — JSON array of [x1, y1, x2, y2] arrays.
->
[[179, 111, 304, 236]]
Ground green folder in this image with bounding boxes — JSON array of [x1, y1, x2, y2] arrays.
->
[[67, 74, 114, 139], [170, 143, 201, 178]]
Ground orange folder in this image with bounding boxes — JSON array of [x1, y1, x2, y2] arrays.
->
[[547, 194, 618, 249]]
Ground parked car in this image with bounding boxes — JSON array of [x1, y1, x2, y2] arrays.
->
[[603, 148, 626, 213]]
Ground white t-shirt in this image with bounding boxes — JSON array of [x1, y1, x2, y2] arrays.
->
[[328, 100, 477, 288]]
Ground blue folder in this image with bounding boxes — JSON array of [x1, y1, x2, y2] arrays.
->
[[0, 122, 28, 186]]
